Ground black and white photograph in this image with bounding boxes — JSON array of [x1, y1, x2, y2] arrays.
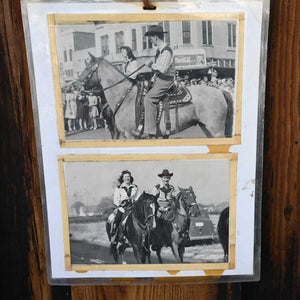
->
[[54, 17, 241, 143], [61, 157, 234, 267]]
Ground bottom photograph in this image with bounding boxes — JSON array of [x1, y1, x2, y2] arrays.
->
[[58, 154, 237, 271]]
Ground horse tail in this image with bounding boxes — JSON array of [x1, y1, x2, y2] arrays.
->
[[217, 207, 229, 258], [222, 90, 233, 138]]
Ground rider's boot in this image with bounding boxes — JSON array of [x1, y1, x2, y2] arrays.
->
[[132, 124, 143, 138], [111, 210, 123, 236]]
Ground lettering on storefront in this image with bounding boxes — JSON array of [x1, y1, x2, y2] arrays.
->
[[175, 54, 206, 69]]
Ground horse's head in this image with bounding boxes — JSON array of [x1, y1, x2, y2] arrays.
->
[[178, 186, 200, 217], [135, 192, 156, 230], [74, 52, 102, 91]]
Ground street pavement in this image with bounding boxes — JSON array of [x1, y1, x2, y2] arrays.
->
[[65, 125, 206, 141]]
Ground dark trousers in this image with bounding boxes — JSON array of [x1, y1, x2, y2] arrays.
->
[[144, 77, 173, 135]]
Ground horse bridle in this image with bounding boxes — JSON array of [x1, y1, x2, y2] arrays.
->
[[78, 61, 146, 116], [79, 61, 146, 92], [180, 191, 198, 215]]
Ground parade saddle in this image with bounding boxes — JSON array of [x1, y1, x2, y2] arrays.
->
[[135, 81, 192, 137]]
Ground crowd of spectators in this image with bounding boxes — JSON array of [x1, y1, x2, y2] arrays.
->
[[61, 67, 234, 134], [62, 87, 106, 133], [175, 68, 235, 95]]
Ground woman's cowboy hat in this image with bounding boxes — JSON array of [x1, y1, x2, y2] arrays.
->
[[145, 25, 168, 36], [158, 169, 173, 178]]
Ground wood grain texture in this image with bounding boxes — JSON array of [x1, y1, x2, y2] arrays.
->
[[0, 0, 70, 299], [0, 0, 299, 299], [241, 0, 300, 298]]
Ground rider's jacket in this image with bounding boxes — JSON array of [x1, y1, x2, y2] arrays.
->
[[113, 182, 139, 207], [122, 58, 138, 79], [152, 184, 176, 208], [152, 43, 175, 81]]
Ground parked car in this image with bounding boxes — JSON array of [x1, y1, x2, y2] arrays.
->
[[188, 207, 217, 245]]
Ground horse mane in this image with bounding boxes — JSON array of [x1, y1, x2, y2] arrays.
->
[[132, 192, 152, 224], [99, 57, 127, 78], [133, 195, 144, 222], [174, 189, 183, 210]]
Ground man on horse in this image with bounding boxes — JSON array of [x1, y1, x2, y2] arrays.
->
[[109, 170, 140, 241], [132, 25, 175, 139], [152, 169, 191, 244], [152, 169, 177, 219]]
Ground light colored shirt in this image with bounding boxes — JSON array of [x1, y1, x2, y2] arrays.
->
[[151, 184, 177, 200], [122, 58, 138, 79], [152, 43, 174, 76], [113, 182, 140, 206], [88, 95, 97, 106]]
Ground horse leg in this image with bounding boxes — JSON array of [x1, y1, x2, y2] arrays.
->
[[132, 244, 142, 264], [118, 242, 127, 264], [110, 242, 118, 263], [198, 122, 214, 138], [171, 231, 181, 263], [178, 243, 185, 263], [112, 127, 120, 139], [124, 130, 135, 140], [193, 89, 230, 138], [141, 251, 146, 264], [224, 253, 228, 262], [156, 248, 163, 264]]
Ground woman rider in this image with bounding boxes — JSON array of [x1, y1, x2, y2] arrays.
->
[[120, 46, 138, 82], [110, 170, 140, 237]]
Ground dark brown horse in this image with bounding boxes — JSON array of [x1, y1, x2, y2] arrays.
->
[[150, 187, 200, 263], [217, 206, 229, 261], [106, 192, 156, 264], [74, 53, 234, 139]]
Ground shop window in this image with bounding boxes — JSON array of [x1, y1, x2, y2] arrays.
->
[[101, 35, 109, 56], [182, 21, 191, 44], [202, 21, 213, 45], [132, 29, 137, 51], [228, 23, 236, 47], [115, 31, 124, 54]]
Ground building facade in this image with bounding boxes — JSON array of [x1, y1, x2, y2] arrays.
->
[[56, 20, 237, 83], [94, 20, 237, 78], [56, 25, 96, 84]]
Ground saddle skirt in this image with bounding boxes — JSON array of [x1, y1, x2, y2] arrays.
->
[[163, 84, 192, 107], [135, 81, 192, 136]]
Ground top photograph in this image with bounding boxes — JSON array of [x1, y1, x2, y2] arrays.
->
[[49, 13, 244, 147]]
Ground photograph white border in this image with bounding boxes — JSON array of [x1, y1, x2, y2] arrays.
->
[[21, 0, 265, 282]]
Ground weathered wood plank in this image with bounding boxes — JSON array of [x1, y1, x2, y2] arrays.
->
[[0, 0, 70, 299], [241, 0, 300, 298]]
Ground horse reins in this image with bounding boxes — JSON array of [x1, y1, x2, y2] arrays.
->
[[80, 61, 147, 115], [82, 62, 146, 91], [179, 194, 198, 216]]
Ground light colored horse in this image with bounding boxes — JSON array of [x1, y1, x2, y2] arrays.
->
[[75, 53, 233, 139]]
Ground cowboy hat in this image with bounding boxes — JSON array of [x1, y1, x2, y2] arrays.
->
[[158, 169, 173, 178], [144, 25, 168, 36]]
